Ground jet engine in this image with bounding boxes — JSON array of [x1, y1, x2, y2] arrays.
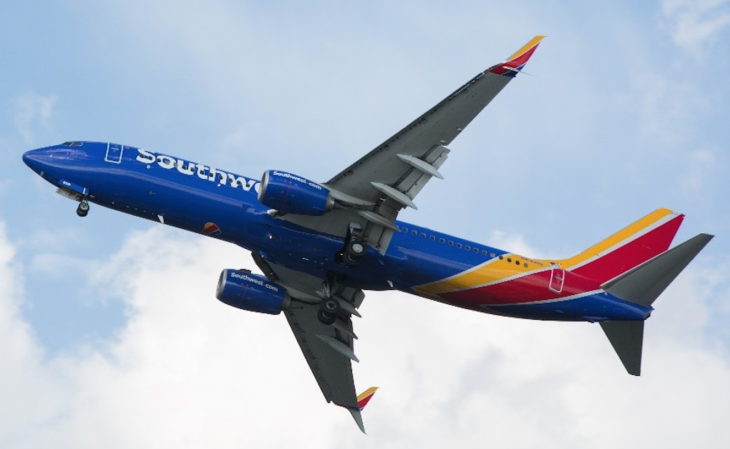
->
[[258, 170, 334, 215], [216, 269, 290, 315]]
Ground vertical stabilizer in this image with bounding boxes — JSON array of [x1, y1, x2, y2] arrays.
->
[[600, 321, 644, 376], [560, 209, 684, 284]]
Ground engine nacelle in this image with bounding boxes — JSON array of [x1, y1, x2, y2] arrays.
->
[[258, 170, 334, 215], [216, 270, 290, 315]]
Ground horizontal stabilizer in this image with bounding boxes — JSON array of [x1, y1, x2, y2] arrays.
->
[[602, 233, 713, 307], [600, 320, 644, 375]]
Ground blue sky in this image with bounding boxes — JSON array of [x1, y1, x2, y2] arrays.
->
[[1, 0, 730, 447]]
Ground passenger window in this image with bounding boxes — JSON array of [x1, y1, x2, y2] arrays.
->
[[448, 241, 454, 246], [421, 232, 426, 238], [507, 258, 512, 263], [456, 243, 462, 249], [430, 235, 436, 241], [465, 245, 471, 251], [412, 230, 417, 235], [439, 238, 445, 244], [481, 250, 488, 256], [474, 248, 479, 253]]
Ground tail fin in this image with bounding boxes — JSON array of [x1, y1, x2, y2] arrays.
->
[[559, 209, 684, 284], [600, 233, 713, 376]]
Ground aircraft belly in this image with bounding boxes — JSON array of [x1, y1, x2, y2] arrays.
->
[[400, 251, 650, 322], [478, 293, 652, 322], [238, 220, 392, 291]]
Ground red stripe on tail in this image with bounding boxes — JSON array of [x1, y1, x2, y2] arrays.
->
[[571, 214, 684, 284]]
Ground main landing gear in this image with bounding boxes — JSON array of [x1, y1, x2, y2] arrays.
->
[[336, 222, 365, 267], [317, 276, 341, 325], [317, 296, 341, 325], [76, 199, 89, 217]]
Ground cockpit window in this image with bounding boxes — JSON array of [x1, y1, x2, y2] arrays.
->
[[62, 141, 83, 146]]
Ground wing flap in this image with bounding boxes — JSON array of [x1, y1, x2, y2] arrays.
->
[[285, 305, 359, 407], [256, 256, 365, 410], [326, 71, 511, 203], [283, 37, 544, 254]]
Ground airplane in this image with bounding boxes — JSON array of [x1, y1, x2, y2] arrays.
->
[[22, 36, 713, 433]]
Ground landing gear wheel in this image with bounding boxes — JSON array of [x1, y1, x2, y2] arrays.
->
[[77, 200, 89, 218], [337, 222, 365, 267], [317, 297, 340, 325], [349, 242, 364, 256]]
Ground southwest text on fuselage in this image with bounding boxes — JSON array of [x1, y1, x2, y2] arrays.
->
[[136, 148, 259, 193]]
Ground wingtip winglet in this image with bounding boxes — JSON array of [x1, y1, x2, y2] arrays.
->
[[345, 387, 378, 434], [349, 408, 367, 434], [357, 386, 379, 410], [487, 35, 546, 77]]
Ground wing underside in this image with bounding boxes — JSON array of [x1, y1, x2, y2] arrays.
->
[[283, 36, 545, 254], [252, 37, 545, 433], [253, 256, 368, 428]]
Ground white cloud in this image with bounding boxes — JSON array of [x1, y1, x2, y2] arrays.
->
[[662, 0, 730, 54], [4, 2, 730, 443], [11, 92, 57, 146], [1, 220, 729, 447]]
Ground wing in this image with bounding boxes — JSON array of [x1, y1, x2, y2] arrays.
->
[[252, 255, 369, 431], [283, 36, 545, 253]]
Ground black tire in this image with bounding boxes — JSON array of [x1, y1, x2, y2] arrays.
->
[[349, 242, 364, 255], [77, 201, 89, 217], [317, 298, 340, 325], [344, 252, 361, 266], [342, 242, 364, 267], [317, 308, 337, 325], [321, 298, 340, 314]]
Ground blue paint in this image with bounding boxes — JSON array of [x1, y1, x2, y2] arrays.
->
[[22, 142, 650, 323], [482, 292, 653, 322], [259, 170, 332, 215], [216, 270, 288, 315]]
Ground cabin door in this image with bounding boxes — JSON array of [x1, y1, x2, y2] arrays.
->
[[549, 263, 565, 294], [105, 142, 124, 164]]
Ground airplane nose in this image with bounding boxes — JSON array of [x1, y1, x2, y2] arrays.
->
[[23, 149, 45, 173], [22, 148, 56, 175]]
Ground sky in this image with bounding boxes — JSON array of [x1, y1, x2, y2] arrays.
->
[[1, 0, 730, 447]]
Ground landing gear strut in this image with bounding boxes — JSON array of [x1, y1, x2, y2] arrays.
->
[[336, 222, 365, 267], [317, 276, 341, 325], [76, 200, 89, 218]]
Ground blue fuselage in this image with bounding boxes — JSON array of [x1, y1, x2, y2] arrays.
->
[[23, 142, 652, 322]]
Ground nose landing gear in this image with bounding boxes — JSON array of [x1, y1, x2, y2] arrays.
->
[[76, 200, 89, 217]]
